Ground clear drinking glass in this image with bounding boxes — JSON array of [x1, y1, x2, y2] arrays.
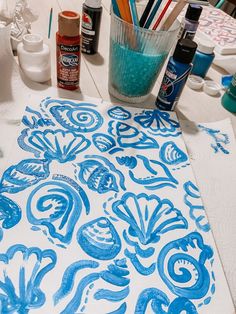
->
[[108, 12, 180, 103]]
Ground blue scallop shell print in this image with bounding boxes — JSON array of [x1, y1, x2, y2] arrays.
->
[[92, 133, 116, 153], [134, 110, 181, 137], [41, 98, 103, 133], [0, 159, 50, 194], [108, 106, 131, 120], [159, 141, 188, 166], [27, 175, 90, 246], [0, 244, 56, 313], [77, 217, 121, 260], [18, 129, 90, 163]]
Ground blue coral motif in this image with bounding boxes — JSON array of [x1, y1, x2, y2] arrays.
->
[[183, 181, 210, 232], [0, 244, 56, 313], [22, 106, 55, 129], [40, 98, 103, 133], [27, 175, 90, 245], [159, 141, 188, 167], [108, 106, 131, 120], [134, 110, 181, 137], [18, 129, 90, 163], [0, 159, 50, 194]]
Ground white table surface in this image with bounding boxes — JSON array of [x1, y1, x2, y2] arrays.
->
[[0, 0, 236, 310]]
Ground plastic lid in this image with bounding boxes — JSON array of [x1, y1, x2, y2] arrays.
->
[[187, 75, 204, 90], [173, 39, 198, 64], [58, 11, 80, 37], [197, 39, 215, 54], [185, 4, 203, 22], [203, 80, 221, 96], [85, 0, 102, 8], [23, 34, 43, 52]]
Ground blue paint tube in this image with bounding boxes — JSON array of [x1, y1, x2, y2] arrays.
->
[[156, 39, 197, 111]]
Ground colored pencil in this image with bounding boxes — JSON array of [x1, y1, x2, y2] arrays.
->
[[161, 0, 187, 30], [129, 0, 139, 25], [112, 0, 121, 17], [143, 0, 163, 29], [139, 0, 155, 27], [152, 0, 172, 30], [116, 0, 133, 23], [48, 7, 53, 39]]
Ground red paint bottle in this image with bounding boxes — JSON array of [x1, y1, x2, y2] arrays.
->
[[56, 11, 81, 90]]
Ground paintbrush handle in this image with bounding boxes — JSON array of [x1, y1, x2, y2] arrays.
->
[[161, 0, 187, 30]]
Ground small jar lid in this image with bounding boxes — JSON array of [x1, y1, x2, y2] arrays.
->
[[58, 11, 80, 37], [23, 34, 43, 52], [203, 80, 221, 96], [187, 75, 204, 90], [197, 39, 215, 55], [85, 0, 101, 8]]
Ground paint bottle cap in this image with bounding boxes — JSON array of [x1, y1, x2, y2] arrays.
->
[[173, 39, 198, 64], [22, 34, 43, 52], [185, 4, 203, 22], [203, 80, 221, 96], [85, 0, 102, 8], [58, 11, 80, 37], [187, 75, 204, 90], [197, 39, 215, 55]]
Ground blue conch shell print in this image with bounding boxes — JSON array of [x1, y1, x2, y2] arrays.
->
[[41, 98, 103, 133], [108, 121, 159, 149], [158, 232, 215, 303], [108, 106, 131, 120], [0, 159, 50, 194], [134, 110, 181, 137], [0, 244, 56, 313], [27, 175, 90, 246], [18, 129, 90, 163], [75, 155, 126, 194], [184, 181, 210, 232], [77, 217, 121, 260], [159, 141, 188, 167]]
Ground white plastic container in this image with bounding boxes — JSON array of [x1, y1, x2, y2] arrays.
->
[[17, 34, 51, 83]]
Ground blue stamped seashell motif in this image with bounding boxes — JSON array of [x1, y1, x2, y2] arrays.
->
[[18, 129, 90, 163], [158, 232, 215, 303], [134, 110, 181, 137], [108, 121, 159, 149], [0, 244, 56, 313], [41, 98, 103, 133], [75, 155, 126, 194], [108, 106, 131, 121], [116, 156, 137, 169], [27, 175, 90, 246], [183, 181, 210, 232], [159, 141, 188, 166], [77, 217, 121, 260], [22, 106, 55, 129], [0, 159, 50, 194], [92, 133, 117, 153]]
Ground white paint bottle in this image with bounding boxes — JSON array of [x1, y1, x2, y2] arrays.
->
[[17, 34, 51, 83]]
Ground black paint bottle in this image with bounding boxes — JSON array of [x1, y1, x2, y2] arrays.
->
[[82, 0, 102, 54]]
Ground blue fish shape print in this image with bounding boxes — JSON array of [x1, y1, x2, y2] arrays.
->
[[27, 175, 90, 246], [54, 258, 129, 314], [134, 110, 181, 137], [0, 159, 50, 194], [0, 244, 56, 313], [159, 141, 189, 169], [40, 97, 103, 133], [92, 133, 123, 155], [22, 106, 55, 129], [198, 124, 230, 154], [108, 121, 159, 149], [157, 232, 215, 305], [108, 106, 131, 121], [77, 217, 121, 260], [75, 155, 126, 194], [128, 155, 178, 190], [183, 181, 210, 232], [18, 129, 90, 163]]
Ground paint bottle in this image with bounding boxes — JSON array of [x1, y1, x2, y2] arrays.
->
[[179, 4, 202, 40], [191, 39, 215, 78], [56, 11, 81, 90], [156, 38, 197, 111], [17, 34, 51, 83], [82, 0, 102, 54], [221, 73, 236, 112]]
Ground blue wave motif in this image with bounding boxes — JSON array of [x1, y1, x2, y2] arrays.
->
[[168, 297, 198, 314], [27, 175, 90, 245], [0, 195, 21, 233], [159, 141, 188, 166], [108, 106, 131, 120], [116, 156, 137, 169], [18, 129, 90, 163], [134, 110, 181, 137], [129, 155, 178, 190], [0, 244, 56, 313], [184, 181, 210, 232], [158, 232, 214, 300], [108, 121, 159, 149], [0, 159, 50, 194], [77, 217, 121, 260], [22, 106, 55, 129], [41, 98, 103, 133], [75, 154, 126, 194]]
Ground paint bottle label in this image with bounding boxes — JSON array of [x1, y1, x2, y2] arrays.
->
[[57, 43, 81, 88]]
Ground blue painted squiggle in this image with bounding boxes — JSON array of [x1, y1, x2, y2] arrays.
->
[[0, 195, 21, 232], [159, 141, 188, 166], [168, 297, 198, 314], [0, 159, 50, 194], [158, 232, 214, 300], [125, 249, 156, 276], [94, 287, 129, 301], [134, 110, 181, 137], [123, 230, 154, 258], [0, 244, 56, 313], [22, 106, 55, 129], [135, 288, 169, 314], [183, 181, 210, 232], [108, 302, 127, 314], [108, 106, 131, 120]]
